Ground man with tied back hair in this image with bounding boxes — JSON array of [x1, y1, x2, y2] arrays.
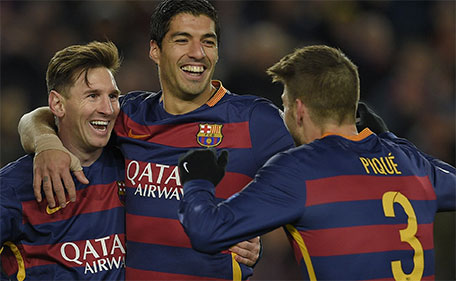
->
[[1, 41, 126, 280]]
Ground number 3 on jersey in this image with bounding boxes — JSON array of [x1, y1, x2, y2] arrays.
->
[[382, 191, 424, 281]]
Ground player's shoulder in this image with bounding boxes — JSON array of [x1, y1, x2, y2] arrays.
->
[[119, 90, 161, 108], [0, 154, 33, 192], [222, 91, 273, 106], [376, 132, 423, 158], [221, 91, 281, 115], [259, 146, 303, 175], [0, 154, 33, 177], [280, 141, 331, 165]]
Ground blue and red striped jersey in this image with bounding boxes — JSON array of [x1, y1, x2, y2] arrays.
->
[[114, 80, 294, 280], [0, 147, 126, 281], [179, 129, 456, 281]]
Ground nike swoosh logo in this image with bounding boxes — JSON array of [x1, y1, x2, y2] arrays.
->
[[46, 201, 70, 215], [128, 129, 150, 139], [183, 162, 190, 173]]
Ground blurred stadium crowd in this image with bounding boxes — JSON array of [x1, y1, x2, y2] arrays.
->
[[1, 1, 454, 280]]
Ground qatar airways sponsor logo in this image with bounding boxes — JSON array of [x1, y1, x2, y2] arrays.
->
[[60, 234, 125, 274], [126, 160, 184, 200]]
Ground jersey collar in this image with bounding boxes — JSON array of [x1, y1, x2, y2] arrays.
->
[[321, 128, 374, 141], [206, 80, 227, 107]]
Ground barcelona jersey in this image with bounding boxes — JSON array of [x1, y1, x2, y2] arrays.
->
[[0, 147, 126, 280], [179, 129, 456, 280], [114, 80, 294, 280]]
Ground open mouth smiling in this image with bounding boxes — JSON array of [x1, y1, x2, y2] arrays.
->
[[181, 65, 205, 76], [90, 120, 109, 132]]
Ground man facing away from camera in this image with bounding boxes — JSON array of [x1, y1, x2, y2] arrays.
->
[[177, 45, 456, 280]]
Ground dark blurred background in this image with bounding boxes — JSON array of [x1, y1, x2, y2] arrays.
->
[[1, 1, 454, 280]]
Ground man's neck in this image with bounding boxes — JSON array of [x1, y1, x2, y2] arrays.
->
[[320, 123, 358, 138], [161, 84, 216, 115], [59, 134, 103, 167]]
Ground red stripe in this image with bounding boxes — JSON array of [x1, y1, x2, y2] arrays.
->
[[126, 266, 233, 280], [306, 175, 436, 207], [10, 234, 125, 269], [296, 223, 434, 257], [125, 159, 252, 200], [126, 214, 191, 248], [22, 183, 122, 225], [216, 172, 252, 199], [126, 217, 241, 253], [115, 112, 252, 148]]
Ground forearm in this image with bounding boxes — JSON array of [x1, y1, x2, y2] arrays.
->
[[179, 180, 228, 254], [179, 180, 287, 254], [18, 106, 56, 153]]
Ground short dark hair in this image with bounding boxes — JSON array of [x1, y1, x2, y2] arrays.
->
[[149, 0, 220, 48], [46, 41, 121, 96], [267, 45, 360, 125]]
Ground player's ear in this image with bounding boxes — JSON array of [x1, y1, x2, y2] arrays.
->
[[295, 98, 306, 126], [149, 40, 160, 65], [49, 90, 65, 118]]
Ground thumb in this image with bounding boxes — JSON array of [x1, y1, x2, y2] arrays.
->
[[217, 150, 229, 169], [74, 170, 89, 185]]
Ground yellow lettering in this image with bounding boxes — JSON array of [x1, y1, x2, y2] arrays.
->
[[372, 158, 387, 175], [359, 157, 371, 174], [360, 153, 402, 175], [380, 157, 395, 174], [387, 153, 402, 175], [367, 158, 378, 174]]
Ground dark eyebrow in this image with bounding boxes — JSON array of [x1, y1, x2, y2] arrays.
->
[[171, 31, 190, 38], [171, 32, 217, 41], [83, 89, 121, 96], [202, 33, 217, 40]]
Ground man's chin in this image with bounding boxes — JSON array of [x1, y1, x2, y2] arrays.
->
[[89, 139, 110, 149], [186, 77, 212, 89]]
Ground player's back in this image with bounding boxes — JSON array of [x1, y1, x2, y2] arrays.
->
[[286, 129, 454, 280]]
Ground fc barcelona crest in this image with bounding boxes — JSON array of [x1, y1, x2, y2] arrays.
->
[[197, 123, 223, 147]]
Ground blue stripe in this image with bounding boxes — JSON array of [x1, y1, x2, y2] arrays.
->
[[301, 200, 436, 230], [127, 241, 253, 279], [126, 187, 180, 219], [301, 249, 435, 280]]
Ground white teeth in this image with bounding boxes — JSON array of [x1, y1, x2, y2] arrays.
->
[[90, 121, 109, 126], [181, 65, 204, 73]]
